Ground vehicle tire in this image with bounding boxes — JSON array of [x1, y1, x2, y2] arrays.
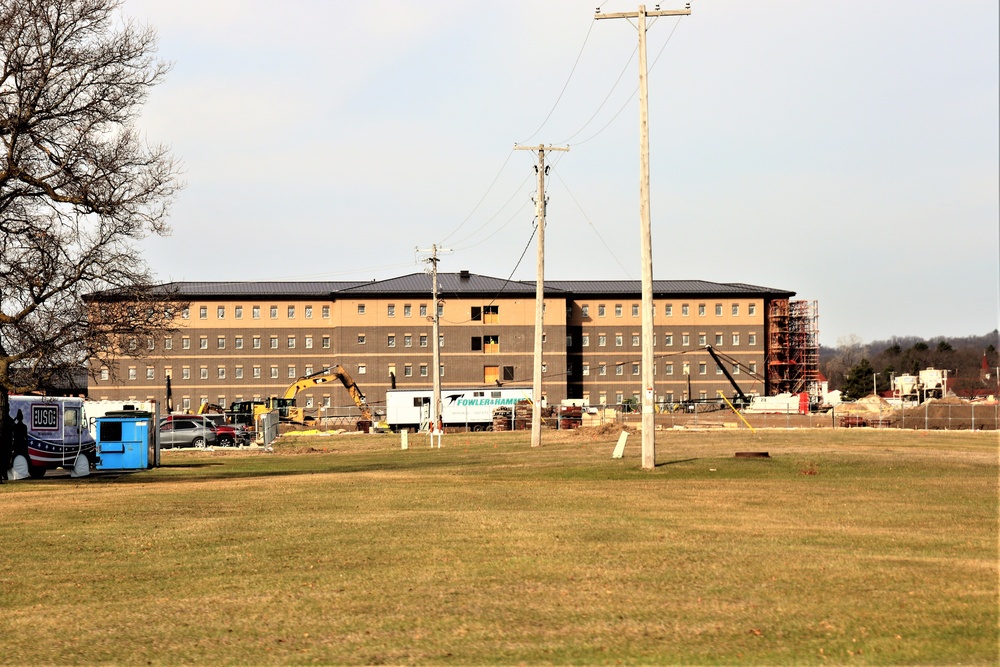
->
[[192, 437, 206, 449], [27, 464, 46, 479], [218, 435, 234, 447]]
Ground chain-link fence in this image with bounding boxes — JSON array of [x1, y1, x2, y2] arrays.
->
[[601, 400, 999, 431]]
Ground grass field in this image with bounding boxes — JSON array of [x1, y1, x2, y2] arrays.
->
[[0, 428, 996, 665]]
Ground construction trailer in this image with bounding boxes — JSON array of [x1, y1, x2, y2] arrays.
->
[[386, 387, 533, 432]]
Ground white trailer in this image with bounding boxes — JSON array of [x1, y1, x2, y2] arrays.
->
[[385, 387, 533, 432]]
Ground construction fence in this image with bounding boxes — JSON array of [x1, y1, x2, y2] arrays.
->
[[601, 399, 1000, 431]]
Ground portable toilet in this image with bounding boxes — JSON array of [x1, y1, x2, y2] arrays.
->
[[95, 412, 153, 471]]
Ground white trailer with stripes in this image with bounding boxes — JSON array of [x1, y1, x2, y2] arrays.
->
[[385, 387, 532, 432]]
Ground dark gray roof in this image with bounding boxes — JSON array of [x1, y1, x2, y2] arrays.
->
[[336, 273, 549, 297], [546, 280, 795, 298], [95, 275, 793, 300]]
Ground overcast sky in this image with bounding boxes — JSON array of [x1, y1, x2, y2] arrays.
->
[[124, 0, 998, 346]]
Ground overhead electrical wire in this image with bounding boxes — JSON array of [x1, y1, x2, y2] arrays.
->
[[551, 169, 632, 279], [450, 188, 533, 251], [439, 147, 515, 245], [517, 20, 596, 145], [553, 43, 638, 145]]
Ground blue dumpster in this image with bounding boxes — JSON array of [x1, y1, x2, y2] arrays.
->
[[96, 415, 152, 470]]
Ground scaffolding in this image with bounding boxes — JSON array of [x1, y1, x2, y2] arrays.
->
[[767, 299, 820, 399]]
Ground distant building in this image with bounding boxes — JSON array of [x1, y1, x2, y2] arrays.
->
[[86, 273, 817, 413]]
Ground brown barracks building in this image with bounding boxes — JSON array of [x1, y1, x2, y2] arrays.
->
[[87, 272, 816, 415]]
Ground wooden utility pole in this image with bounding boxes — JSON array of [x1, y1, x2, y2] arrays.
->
[[416, 243, 451, 428], [515, 143, 568, 447], [596, 4, 690, 470]]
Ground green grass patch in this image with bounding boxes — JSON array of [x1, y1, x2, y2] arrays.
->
[[0, 429, 996, 665]]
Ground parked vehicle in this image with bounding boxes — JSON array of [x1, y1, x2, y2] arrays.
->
[[158, 417, 217, 449], [385, 387, 533, 432], [5, 396, 97, 478], [199, 413, 249, 446]]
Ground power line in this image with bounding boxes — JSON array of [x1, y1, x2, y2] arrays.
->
[[550, 168, 632, 279], [439, 148, 516, 245], [517, 21, 596, 145]]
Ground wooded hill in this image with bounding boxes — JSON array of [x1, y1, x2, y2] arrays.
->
[[820, 331, 999, 399]]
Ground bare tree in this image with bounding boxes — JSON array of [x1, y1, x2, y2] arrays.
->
[[0, 0, 183, 430]]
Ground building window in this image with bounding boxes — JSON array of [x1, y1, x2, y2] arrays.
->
[[616, 392, 624, 404], [615, 364, 624, 376], [146, 367, 154, 380], [419, 364, 428, 377], [437, 304, 444, 318], [287, 306, 295, 319], [322, 336, 330, 349], [748, 333, 757, 346], [387, 304, 395, 317], [748, 303, 756, 316], [664, 334, 673, 346], [698, 304, 706, 316], [716, 364, 723, 375], [215, 306, 224, 319], [699, 362, 707, 375], [419, 334, 428, 348], [388, 335, 396, 348], [305, 366, 313, 376], [566, 335, 573, 347], [732, 333, 740, 346], [582, 305, 589, 317], [682, 362, 690, 375], [270, 306, 278, 319], [598, 304, 606, 317], [322, 305, 330, 318], [252, 306, 260, 319], [164, 338, 173, 350], [235, 366, 243, 379], [147, 338, 155, 351], [253, 336, 261, 349], [270, 337, 278, 349], [199, 337, 208, 350], [631, 335, 639, 347], [182, 337, 190, 350], [218, 367, 226, 379], [665, 304, 673, 317], [615, 334, 623, 347], [599, 364, 607, 376], [698, 334, 706, 346], [439, 334, 444, 348], [682, 334, 690, 346], [404, 364, 412, 377], [732, 304, 739, 316], [287, 336, 296, 349], [682, 304, 689, 316], [404, 335, 412, 348], [582, 334, 590, 347], [666, 362, 673, 375], [749, 362, 757, 374], [181, 307, 190, 319], [200, 367, 208, 380], [632, 304, 639, 317], [597, 334, 605, 347], [632, 363, 640, 376], [199, 306, 207, 319], [615, 304, 623, 317], [732, 364, 740, 375], [404, 304, 411, 317], [270, 367, 279, 379], [358, 334, 366, 345], [182, 367, 191, 380], [305, 336, 313, 349], [235, 336, 243, 350], [715, 303, 722, 316], [358, 364, 366, 375], [582, 363, 590, 376], [305, 306, 313, 319], [253, 367, 261, 379], [419, 304, 427, 317], [182, 398, 191, 411], [439, 365, 445, 377], [235, 306, 243, 319], [716, 334, 723, 346], [288, 367, 296, 379], [541, 363, 547, 374]]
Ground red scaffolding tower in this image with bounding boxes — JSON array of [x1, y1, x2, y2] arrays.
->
[[767, 299, 819, 399]]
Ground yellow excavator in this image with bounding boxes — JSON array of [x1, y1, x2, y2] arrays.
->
[[256, 365, 384, 430]]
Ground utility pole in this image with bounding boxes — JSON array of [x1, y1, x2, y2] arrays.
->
[[596, 3, 691, 470], [416, 244, 451, 429], [515, 143, 568, 447]]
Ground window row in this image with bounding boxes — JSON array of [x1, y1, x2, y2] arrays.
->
[[359, 303, 439, 318], [358, 333, 440, 348], [578, 302, 758, 318], [575, 361, 758, 377], [159, 335, 332, 351], [576, 332, 757, 347], [185, 304, 331, 321]]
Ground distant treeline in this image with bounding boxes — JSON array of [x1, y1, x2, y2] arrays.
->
[[819, 331, 999, 398]]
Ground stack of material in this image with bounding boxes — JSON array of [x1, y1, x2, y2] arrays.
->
[[514, 400, 532, 430], [581, 408, 617, 429], [492, 406, 512, 431]]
